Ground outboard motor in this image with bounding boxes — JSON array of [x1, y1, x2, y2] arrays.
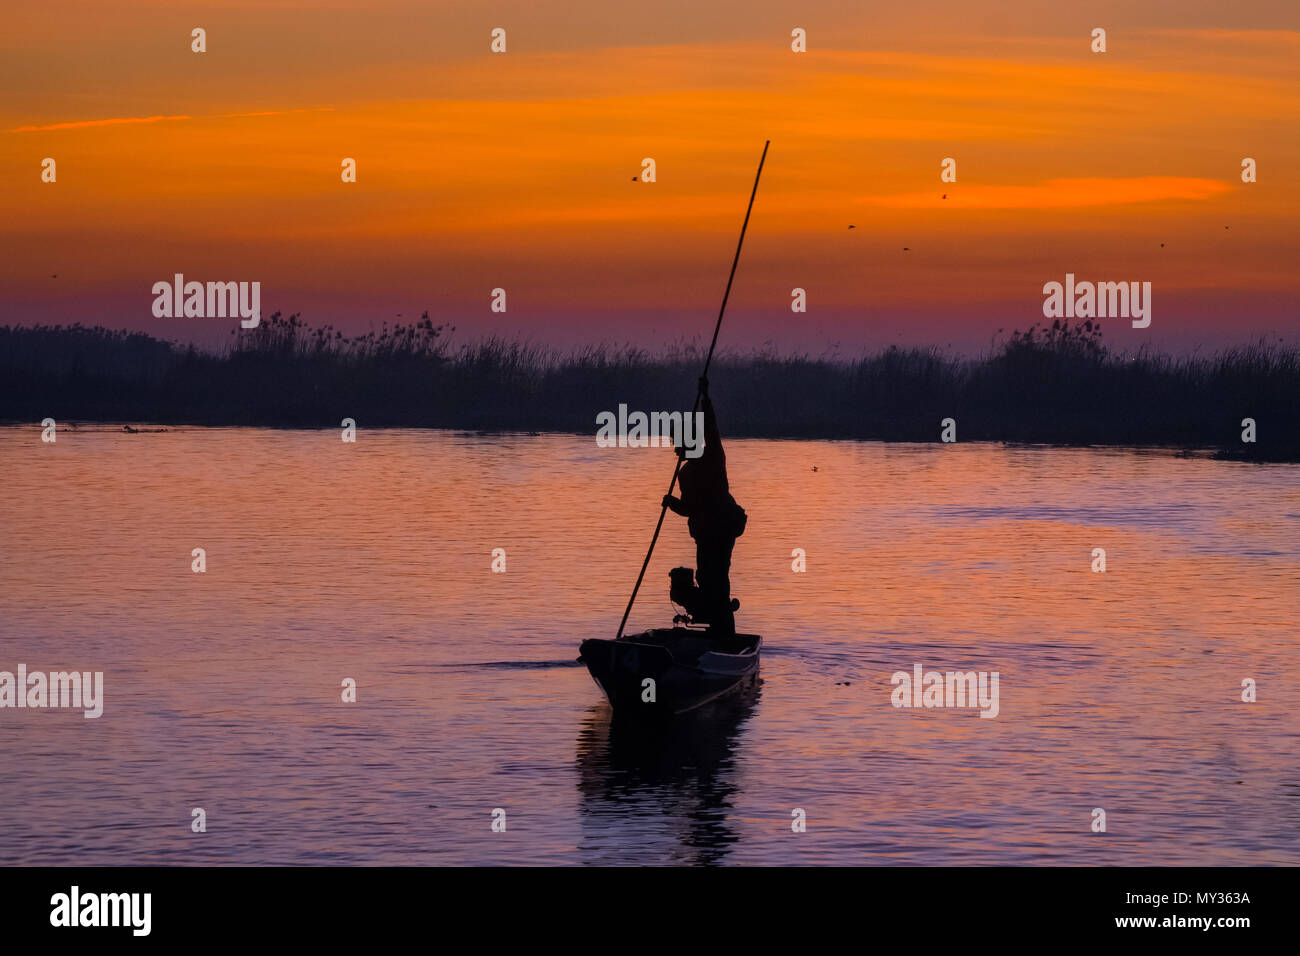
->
[[669, 566, 706, 623], [669, 566, 739, 626]]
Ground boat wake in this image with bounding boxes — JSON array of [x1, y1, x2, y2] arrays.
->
[[453, 659, 586, 670]]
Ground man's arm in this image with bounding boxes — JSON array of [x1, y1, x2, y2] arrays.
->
[[662, 494, 687, 516]]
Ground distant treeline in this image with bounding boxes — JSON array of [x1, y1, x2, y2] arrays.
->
[[2, 313, 1297, 460]]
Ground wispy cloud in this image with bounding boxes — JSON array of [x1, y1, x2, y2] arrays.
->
[[219, 108, 335, 119], [860, 177, 1233, 209], [9, 114, 190, 133], [9, 107, 333, 133]]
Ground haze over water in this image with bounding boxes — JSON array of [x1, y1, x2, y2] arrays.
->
[[1, 427, 1297, 864]]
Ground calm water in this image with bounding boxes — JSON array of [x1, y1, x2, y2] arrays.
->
[[1, 426, 1297, 865]]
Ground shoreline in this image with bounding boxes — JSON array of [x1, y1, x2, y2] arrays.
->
[[3, 316, 1297, 461], [3, 419, 1295, 462]]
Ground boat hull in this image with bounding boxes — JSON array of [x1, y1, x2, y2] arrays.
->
[[579, 628, 761, 717]]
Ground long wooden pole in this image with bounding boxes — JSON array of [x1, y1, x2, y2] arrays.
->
[[615, 140, 769, 639]]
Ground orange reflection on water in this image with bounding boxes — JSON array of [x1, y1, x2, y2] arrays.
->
[[0, 428, 1297, 863]]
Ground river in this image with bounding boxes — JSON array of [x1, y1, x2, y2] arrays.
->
[[1, 426, 1297, 864]]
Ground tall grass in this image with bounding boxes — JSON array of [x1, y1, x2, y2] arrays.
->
[[1, 315, 1296, 458]]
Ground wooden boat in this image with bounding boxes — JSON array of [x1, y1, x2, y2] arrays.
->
[[579, 628, 761, 717], [590, 145, 770, 721]]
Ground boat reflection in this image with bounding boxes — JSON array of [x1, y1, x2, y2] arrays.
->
[[573, 677, 761, 865]]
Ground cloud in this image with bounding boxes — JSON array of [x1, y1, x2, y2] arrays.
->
[[8, 107, 333, 133], [9, 114, 190, 132], [860, 177, 1233, 209], [218, 108, 335, 119]]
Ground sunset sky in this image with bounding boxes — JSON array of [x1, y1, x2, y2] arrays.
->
[[2, 1, 1298, 353]]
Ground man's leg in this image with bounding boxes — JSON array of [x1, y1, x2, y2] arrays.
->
[[714, 537, 735, 638], [693, 541, 714, 624], [695, 538, 736, 639]]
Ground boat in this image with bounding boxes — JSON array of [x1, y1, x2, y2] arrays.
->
[[579, 627, 761, 717], [587, 142, 769, 721]]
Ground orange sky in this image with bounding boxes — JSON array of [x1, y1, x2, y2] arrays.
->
[[2, 2, 1298, 352]]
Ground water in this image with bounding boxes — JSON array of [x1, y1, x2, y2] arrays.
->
[[1, 426, 1297, 865]]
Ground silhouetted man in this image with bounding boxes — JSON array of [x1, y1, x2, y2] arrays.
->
[[663, 377, 746, 638]]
